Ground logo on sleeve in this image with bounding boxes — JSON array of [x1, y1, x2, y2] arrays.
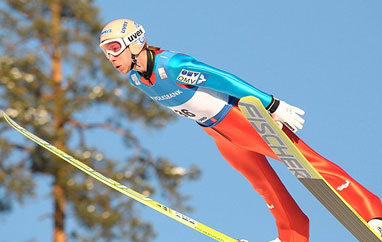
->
[[176, 69, 207, 85], [131, 73, 140, 85]]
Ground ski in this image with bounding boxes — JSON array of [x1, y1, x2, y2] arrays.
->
[[238, 96, 382, 242], [2, 112, 242, 242]]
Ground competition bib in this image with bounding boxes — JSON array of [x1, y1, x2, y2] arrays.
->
[[168, 87, 228, 123]]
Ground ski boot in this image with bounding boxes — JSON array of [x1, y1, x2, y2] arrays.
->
[[237, 238, 281, 242], [268, 239, 281, 242], [368, 218, 382, 237]]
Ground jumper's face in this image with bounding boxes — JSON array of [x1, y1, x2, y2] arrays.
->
[[101, 40, 133, 74]]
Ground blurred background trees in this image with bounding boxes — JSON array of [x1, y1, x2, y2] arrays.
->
[[0, 0, 200, 241]]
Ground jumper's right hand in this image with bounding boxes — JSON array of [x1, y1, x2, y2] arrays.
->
[[267, 98, 305, 133]]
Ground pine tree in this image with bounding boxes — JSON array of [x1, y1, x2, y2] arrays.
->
[[0, 1, 200, 241]]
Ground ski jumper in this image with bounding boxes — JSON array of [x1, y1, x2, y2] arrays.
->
[[128, 50, 382, 242]]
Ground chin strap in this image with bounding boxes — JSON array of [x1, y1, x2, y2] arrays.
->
[[130, 43, 148, 70], [131, 53, 140, 69], [129, 44, 156, 85], [140, 49, 155, 83]]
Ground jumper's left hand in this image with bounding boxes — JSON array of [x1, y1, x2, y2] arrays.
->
[[268, 99, 305, 133]]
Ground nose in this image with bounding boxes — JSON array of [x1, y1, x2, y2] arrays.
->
[[108, 54, 117, 61], [108, 54, 117, 62]]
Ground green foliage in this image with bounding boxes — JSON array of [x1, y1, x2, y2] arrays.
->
[[0, 0, 200, 241]]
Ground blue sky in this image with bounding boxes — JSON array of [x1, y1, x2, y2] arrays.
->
[[1, 1, 382, 242]]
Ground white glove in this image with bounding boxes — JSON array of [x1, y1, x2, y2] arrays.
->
[[267, 98, 305, 133]]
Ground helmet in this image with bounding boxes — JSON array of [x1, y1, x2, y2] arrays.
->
[[99, 19, 146, 57]]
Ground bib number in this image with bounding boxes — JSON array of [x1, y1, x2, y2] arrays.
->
[[174, 109, 196, 118]]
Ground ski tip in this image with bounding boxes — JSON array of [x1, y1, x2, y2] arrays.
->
[[0, 110, 9, 120]]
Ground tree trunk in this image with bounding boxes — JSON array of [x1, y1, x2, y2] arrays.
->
[[50, 0, 66, 242], [53, 180, 66, 242]]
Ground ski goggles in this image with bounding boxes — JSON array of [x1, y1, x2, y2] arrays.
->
[[99, 26, 145, 58]]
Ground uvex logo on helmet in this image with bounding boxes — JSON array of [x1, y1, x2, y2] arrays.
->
[[127, 28, 144, 43], [121, 21, 128, 34]]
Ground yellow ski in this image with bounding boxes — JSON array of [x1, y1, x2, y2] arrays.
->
[[2, 112, 241, 242], [238, 96, 382, 242]]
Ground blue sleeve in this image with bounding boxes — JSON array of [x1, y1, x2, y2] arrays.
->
[[167, 53, 273, 107]]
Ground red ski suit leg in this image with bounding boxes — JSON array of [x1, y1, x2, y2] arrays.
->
[[202, 106, 382, 242], [282, 127, 382, 222], [203, 127, 310, 242]]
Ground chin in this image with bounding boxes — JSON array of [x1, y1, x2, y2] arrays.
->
[[116, 67, 129, 74], [121, 69, 130, 74]]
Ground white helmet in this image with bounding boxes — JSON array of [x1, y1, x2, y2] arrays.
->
[[99, 19, 146, 58]]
